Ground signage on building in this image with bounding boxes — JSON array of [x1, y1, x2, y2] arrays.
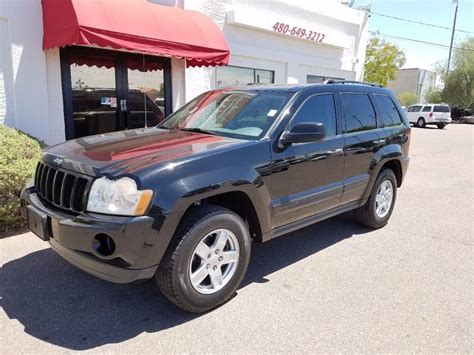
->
[[271, 22, 326, 43], [226, 10, 352, 49]]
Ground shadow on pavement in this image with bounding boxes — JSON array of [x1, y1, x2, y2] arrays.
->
[[1, 213, 369, 350]]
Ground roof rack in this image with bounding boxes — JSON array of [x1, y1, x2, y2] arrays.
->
[[324, 79, 383, 87]]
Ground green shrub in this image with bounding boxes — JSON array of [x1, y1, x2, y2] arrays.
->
[[0, 125, 42, 232], [397, 92, 417, 106]]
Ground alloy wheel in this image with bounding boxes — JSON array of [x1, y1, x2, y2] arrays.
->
[[189, 229, 240, 295], [375, 180, 394, 218]]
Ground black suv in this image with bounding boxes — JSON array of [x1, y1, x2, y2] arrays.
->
[[22, 81, 410, 313]]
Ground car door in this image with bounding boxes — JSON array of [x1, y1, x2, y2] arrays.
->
[[270, 92, 345, 229], [339, 92, 383, 205]]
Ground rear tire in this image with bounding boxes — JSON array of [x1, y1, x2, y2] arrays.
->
[[417, 117, 426, 128], [156, 205, 251, 313], [354, 169, 397, 229], [437, 123, 446, 129]]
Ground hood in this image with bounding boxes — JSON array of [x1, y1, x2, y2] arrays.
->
[[43, 128, 243, 176]]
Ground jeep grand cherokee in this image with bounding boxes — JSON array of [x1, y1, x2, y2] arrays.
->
[[22, 81, 410, 313]]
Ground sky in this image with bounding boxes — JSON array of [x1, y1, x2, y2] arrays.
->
[[352, 0, 474, 71]]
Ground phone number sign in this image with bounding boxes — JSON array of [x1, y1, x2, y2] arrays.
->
[[272, 22, 326, 43]]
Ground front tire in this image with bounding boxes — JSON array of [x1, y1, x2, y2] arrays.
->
[[156, 205, 251, 313], [437, 123, 446, 129], [354, 169, 397, 229], [417, 117, 426, 128]]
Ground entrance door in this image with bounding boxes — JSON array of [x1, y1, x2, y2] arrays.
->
[[61, 46, 171, 139]]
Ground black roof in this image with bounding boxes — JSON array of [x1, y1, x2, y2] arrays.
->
[[220, 81, 392, 95]]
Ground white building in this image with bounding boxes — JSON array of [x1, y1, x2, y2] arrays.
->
[[0, 0, 369, 145]]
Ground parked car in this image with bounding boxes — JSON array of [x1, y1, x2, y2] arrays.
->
[[73, 89, 165, 138], [459, 115, 474, 124], [406, 103, 451, 129], [21, 81, 410, 313]]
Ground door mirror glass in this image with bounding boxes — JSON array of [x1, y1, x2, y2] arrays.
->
[[280, 122, 326, 146]]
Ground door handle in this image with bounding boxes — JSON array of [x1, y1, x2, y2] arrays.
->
[[120, 99, 127, 112]]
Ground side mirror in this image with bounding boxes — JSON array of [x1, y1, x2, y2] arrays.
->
[[280, 122, 326, 146]]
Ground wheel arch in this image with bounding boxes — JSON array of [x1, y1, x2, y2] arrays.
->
[[177, 190, 264, 242], [380, 159, 403, 187], [361, 154, 404, 203]]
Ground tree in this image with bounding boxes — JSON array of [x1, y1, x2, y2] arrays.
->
[[442, 37, 474, 109], [364, 36, 406, 86], [425, 88, 443, 104], [397, 92, 417, 106]]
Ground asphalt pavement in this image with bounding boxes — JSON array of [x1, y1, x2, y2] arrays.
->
[[1, 124, 473, 353]]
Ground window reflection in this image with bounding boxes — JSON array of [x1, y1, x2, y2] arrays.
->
[[127, 56, 165, 129], [216, 66, 274, 88], [71, 61, 117, 138]]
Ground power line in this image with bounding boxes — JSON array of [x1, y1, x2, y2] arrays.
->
[[369, 31, 474, 52], [369, 11, 473, 34]]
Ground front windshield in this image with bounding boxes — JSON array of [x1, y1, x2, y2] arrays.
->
[[159, 90, 293, 139]]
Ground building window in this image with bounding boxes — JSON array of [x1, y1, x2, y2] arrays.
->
[[61, 46, 172, 140], [306, 75, 344, 84], [216, 66, 274, 88]]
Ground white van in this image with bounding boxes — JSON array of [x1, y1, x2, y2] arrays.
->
[[406, 104, 451, 129]]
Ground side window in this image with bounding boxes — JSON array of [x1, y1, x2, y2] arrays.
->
[[341, 93, 377, 133], [422, 106, 432, 112], [375, 95, 402, 127], [407, 105, 421, 112], [290, 94, 337, 136]]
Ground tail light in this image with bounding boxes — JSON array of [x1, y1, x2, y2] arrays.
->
[[429, 112, 433, 118]]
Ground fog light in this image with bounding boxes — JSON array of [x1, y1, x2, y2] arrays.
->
[[93, 234, 116, 256]]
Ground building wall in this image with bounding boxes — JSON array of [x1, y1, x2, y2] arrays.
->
[[387, 68, 436, 103], [184, 0, 369, 101], [0, 0, 58, 144], [418, 70, 436, 103]]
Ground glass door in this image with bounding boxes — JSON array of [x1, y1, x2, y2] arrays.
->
[[61, 46, 171, 140], [123, 54, 166, 130], [69, 51, 120, 139]]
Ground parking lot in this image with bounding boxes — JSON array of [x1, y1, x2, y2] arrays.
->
[[1, 124, 473, 353]]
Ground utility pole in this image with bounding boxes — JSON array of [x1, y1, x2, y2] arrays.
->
[[446, 0, 459, 74]]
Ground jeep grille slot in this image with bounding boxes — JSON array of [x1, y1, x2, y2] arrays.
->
[[34, 161, 92, 213]]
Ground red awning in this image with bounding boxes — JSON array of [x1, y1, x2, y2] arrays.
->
[[41, 0, 230, 67]]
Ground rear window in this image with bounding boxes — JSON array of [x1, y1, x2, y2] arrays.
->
[[375, 95, 402, 127], [434, 105, 450, 113], [341, 93, 377, 133], [422, 106, 432, 112], [407, 105, 422, 112]]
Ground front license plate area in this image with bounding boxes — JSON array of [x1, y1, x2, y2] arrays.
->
[[26, 205, 50, 241]]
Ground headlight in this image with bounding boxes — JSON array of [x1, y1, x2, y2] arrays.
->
[[87, 177, 153, 216]]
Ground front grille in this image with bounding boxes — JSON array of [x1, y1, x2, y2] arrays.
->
[[34, 161, 92, 212]]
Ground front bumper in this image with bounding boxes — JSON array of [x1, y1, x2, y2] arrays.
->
[[21, 187, 161, 283]]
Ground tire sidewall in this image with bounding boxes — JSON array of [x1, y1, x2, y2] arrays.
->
[[173, 212, 251, 310], [417, 117, 426, 128]]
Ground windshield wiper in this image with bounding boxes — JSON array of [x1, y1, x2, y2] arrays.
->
[[179, 127, 216, 135]]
